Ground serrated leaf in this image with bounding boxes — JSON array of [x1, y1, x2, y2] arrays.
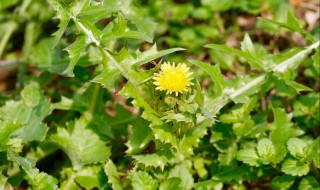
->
[[237, 149, 260, 166], [132, 171, 158, 190], [104, 160, 123, 190], [132, 146, 175, 170], [92, 67, 121, 91], [270, 175, 295, 190], [159, 177, 183, 190], [188, 59, 225, 97], [281, 158, 309, 176], [179, 118, 214, 157], [51, 117, 110, 170], [168, 163, 194, 189], [298, 176, 320, 190], [11, 156, 58, 190], [47, 0, 71, 47], [257, 138, 275, 164], [286, 138, 307, 158], [63, 35, 88, 76]]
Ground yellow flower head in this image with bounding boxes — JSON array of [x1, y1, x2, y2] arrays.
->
[[153, 62, 193, 96]]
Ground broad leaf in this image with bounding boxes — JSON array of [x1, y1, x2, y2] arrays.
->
[[281, 158, 309, 176], [51, 117, 110, 170], [132, 171, 158, 190]]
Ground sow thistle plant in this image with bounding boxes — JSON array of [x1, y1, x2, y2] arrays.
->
[[0, 0, 319, 189]]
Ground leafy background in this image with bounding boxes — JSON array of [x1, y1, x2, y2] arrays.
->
[[0, 0, 319, 189]]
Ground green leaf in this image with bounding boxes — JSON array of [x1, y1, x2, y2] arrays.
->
[[47, 0, 71, 47], [258, 9, 316, 42], [270, 107, 299, 163], [298, 176, 320, 190], [240, 33, 265, 70], [305, 137, 320, 163], [281, 158, 309, 176], [132, 145, 175, 170], [75, 166, 100, 189], [257, 138, 275, 164], [63, 35, 88, 76], [201, 0, 234, 11], [272, 41, 320, 73], [168, 163, 194, 190], [194, 180, 223, 190], [11, 156, 58, 190], [51, 117, 110, 170], [132, 171, 158, 190], [270, 175, 295, 190], [126, 121, 153, 155], [104, 159, 123, 190], [188, 59, 225, 97], [227, 75, 266, 103], [286, 138, 307, 158], [0, 83, 51, 142], [237, 149, 260, 167], [159, 177, 183, 190], [179, 118, 214, 157]]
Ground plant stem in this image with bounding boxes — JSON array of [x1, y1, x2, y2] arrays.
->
[[0, 22, 17, 58]]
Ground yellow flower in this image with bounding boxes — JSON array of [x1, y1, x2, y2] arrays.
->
[[153, 62, 193, 96]]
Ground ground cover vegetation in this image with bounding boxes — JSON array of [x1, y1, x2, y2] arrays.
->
[[0, 0, 319, 189]]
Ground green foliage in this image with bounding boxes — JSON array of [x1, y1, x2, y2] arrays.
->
[[0, 0, 319, 189]]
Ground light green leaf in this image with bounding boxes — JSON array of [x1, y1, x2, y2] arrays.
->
[[132, 45, 185, 68], [240, 33, 265, 70], [227, 75, 266, 103], [286, 138, 307, 158], [285, 80, 313, 93], [281, 158, 309, 176], [104, 159, 123, 190], [270, 175, 295, 190], [188, 59, 225, 97], [51, 117, 110, 170], [272, 41, 320, 73], [0, 84, 51, 142], [75, 166, 100, 189], [168, 163, 194, 190], [298, 176, 320, 190], [126, 121, 153, 155], [132, 146, 175, 170], [201, 0, 234, 11], [237, 149, 260, 166], [47, 0, 71, 47], [63, 35, 88, 76], [132, 171, 158, 190], [257, 138, 275, 164], [194, 180, 223, 190], [179, 118, 214, 157], [11, 156, 58, 190], [159, 177, 183, 190], [305, 137, 320, 163]]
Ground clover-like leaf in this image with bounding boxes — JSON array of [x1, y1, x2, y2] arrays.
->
[[257, 138, 275, 164], [286, 138, 307, 158], [281, 158, 309, 176], [237, 149, 260, 167]]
